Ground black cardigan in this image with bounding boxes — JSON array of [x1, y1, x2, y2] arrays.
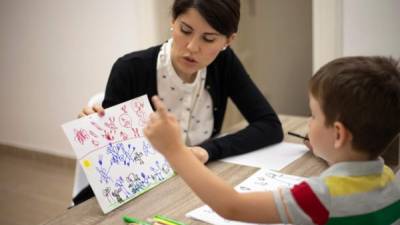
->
[[103, 45, 283, 161]]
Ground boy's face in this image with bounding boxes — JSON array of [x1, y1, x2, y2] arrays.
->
[[308, 94, 336, 162]]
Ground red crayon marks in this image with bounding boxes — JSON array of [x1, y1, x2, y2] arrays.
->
[[91, 121, 103, 131], [132, 127, 141, 138], [120, 131, 129, 141], [119, 113, 132, 128], [103, 117, 118, 142], [131, 101, 144, 112], [121, 105, 128, 113], [92, 139, 100, 147], [89, 130, 98, 138], [131, 100, 147, 127], [103, 130, 115, 141], [74, 129, 90, 145], [104, 117, 118, 131]]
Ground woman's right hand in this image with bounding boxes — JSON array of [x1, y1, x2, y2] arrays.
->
[[77, 104, 105, 118], [190, 146, 210, 164]]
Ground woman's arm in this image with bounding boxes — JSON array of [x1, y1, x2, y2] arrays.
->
[[200, 48, 284, 161]]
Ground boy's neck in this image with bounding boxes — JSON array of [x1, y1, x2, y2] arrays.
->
[[328, 147, 371, 165]]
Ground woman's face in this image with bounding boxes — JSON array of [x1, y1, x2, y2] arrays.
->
[[170, 8, 234, 78]]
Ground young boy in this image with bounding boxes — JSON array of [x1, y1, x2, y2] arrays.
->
[[144, 56, 400, 225]]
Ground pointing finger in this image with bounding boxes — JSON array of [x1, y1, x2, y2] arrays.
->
[[151, 96, 168, 118]]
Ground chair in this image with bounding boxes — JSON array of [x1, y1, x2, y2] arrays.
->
[[71, 92, 104, 206]]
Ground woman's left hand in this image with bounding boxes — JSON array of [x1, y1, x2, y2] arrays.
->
[[190, 146, 209, 164]]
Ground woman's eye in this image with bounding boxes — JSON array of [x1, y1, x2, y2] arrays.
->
[[180, 26, 191, 34], [203, 36, 215, 43]]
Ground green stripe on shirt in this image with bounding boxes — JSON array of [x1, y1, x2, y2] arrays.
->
[[326, 199, 400, 225]]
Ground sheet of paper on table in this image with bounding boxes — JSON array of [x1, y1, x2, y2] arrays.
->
[[62, 95, 174, 213], [186, 169, 304, 225], [222, 142, 308, 170]]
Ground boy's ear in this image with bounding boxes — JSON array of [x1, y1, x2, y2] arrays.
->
[[333, 121, 352, 149]]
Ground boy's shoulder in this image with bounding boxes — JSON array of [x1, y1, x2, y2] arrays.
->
[[276, 160, 400, 224]]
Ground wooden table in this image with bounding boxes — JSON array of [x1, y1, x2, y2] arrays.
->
[[40, 115, 330, 225]]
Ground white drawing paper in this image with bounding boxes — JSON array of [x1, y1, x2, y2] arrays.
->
[[62, 95, 174, 213], [222, 142, 308, 170], [186, 169, 304, 225]]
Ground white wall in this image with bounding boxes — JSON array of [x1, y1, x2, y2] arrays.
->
[[312, 0, 343, 72], [342, 0, 400, 57], [313, 0, 400, 71], [0, 0, 170, 158]]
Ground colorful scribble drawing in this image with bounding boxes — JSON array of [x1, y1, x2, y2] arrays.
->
[[142, 140, 155, 156], [131, 100, 147, 127], [103, 187, 116, 204], [74, 128, 90, 145], [120, 131, 129, 141], [90, 121, 104, 131], [121, 105, 128, 113], [119, 113, 132, 128], [104, 116, 118, 131], [96, 154, 113, 184], [126, 173, 142, 191], [103, 129, 115, 141], [106, 143, 135, 166], [115, 176, 131, 198], [131, 127, 141, 138], [62, 95, 174, 213], [155, 160, 171, 175], [133, 152, 145, 165]]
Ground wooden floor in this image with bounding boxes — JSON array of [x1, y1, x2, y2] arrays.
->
[[0, 146, 75, 225]]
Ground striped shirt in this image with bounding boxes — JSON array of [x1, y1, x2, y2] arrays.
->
[[273, 158, 400, 225]]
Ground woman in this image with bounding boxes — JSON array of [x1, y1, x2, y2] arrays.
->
[[75, 0, 283, 205]]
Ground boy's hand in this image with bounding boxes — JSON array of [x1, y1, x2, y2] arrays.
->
[[144, 96, 186, 157]]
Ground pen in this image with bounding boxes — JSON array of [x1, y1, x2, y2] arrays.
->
[[123, 215, 152, 225], [287, 131, 309, 141], [153, 215, 187, 225]]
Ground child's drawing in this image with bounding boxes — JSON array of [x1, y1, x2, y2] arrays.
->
[[62, 95, 174, 213]]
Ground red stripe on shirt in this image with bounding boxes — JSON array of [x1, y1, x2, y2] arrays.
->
[[291, 181, 329, 225]]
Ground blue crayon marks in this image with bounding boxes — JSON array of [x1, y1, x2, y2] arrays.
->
[[95, 140, 173, 206], [143, 140, 155, 156], [106, 142, 137, 166], [96, 154, 113, 184]]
